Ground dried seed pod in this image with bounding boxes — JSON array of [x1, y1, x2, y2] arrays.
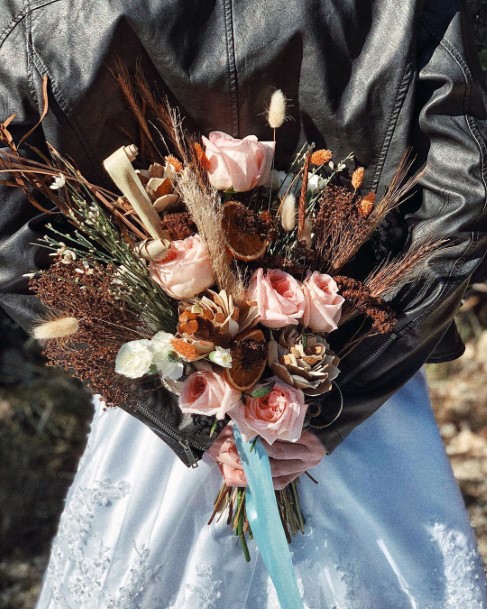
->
[[267, 89, 287, 129], [310, 149, 333, 166], [357, 192, 376, 218], [153, 193, 179, 212], [165, 155, 183, 172], [280, 194, 296, 231], [352, 167, 365, 190], [33, 317, 79, 340]]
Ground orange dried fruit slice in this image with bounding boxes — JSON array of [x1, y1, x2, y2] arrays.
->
[[224, 328, 268, 391], [222, 201, 268, 262]]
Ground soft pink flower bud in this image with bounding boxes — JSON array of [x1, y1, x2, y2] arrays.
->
[[202, 131, 275, 192], [150, 234, 215, 299], [179, 370, 242, 420], [230, 378, 307, 445], [248, 268, 305, 329]]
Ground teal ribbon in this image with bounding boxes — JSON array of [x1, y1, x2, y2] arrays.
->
[[233, 426, 304, 609]]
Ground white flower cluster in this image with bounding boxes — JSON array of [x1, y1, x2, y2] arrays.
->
[[115, 331, 184, 380]]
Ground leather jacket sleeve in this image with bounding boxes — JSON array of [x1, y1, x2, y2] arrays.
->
[[0, 13, 51, 331], [312, 2, 487, 452]]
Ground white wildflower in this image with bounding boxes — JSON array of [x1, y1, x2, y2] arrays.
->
[[115, 340, 153, 379], [209, 346, 233, 368], [151, 331, 184, 380], [49, 174, 66, 190]]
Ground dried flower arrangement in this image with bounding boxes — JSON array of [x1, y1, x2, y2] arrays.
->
[[0, 69, 445, 595]]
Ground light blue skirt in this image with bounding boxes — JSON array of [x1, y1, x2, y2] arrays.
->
[[36, 371, 487, 609]]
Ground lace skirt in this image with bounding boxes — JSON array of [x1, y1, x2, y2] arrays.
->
[[36, 371, 487, 609]]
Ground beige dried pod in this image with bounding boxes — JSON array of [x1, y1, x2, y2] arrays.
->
[[267, 89, 287, 129], [280, 194, 296, 231], [153, 193, 179, 212], [33, 317, 79, 340]]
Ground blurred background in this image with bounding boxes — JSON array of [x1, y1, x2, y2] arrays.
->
[[1, 3, 486, 607]]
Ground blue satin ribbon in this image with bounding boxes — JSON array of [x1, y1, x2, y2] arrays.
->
[[233, 426, 304, 609]]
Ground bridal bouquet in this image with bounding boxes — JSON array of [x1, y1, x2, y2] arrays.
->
[[0, 74, 440, 576]]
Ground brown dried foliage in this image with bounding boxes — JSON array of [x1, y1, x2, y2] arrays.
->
[[366, 238, 446, 299], [31, 260, 151, 406], [314, 151, 423, 274], [161, 211, 197, 240], [334, 276, 396, 334]]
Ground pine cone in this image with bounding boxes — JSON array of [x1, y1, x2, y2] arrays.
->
[[268, 327, 340, 396]]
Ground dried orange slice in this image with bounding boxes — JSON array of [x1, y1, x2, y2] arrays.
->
[[224, 328, 268, 391], [222, 201, 268, 262]]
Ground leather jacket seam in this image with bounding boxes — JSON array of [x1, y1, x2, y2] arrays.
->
[[28, 47, 109, 186], [222, 0, 239, 137], [371, 58, 415, 192], [0, 0, 61, 50], [419, 16, 487, 214]]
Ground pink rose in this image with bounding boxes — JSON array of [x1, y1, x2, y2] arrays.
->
[[179, 370, 242, 420], [150, 234, 215, 299], [207, 425, 248, 487], [202, 131, 275, 192], [302, 272, 344, 332], [229, 378, 307, 444], [248, 268, 305, 329]]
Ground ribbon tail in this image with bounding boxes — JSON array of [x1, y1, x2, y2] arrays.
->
[[233, 426, 304, 609]]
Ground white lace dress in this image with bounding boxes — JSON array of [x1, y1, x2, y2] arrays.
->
[[36, 371, 487, 609]]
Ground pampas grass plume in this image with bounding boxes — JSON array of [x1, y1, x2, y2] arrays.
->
[[280, 194, 296, 231], [267, 90, 287, 129], [33, 316, 79, 340]]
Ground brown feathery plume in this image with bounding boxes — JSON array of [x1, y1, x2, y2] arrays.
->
[[326, 151, 424, 274], [31, 260, 152, 406], [178, 168, 246, 303], [365, 238, 446, 299], [335, 276, 396, 334], [111, 60, 162, 164], [311, 149, 333, 166], [313, 183, 359, 271]]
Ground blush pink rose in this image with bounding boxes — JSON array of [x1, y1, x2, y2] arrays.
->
[[202, 131, 275, 192], [150, 234, 215, 299], [248, 268, 305, 329], [179, 370, 242, 420], [229, 377, 307, 445], [302, 271, 344, 333]]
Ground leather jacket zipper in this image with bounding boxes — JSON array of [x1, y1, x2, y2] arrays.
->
[[340, 333, 397, 386], [136, 403, 205, 468]]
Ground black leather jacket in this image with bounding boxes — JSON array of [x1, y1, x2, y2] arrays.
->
[[1, 0, 486, 466]]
